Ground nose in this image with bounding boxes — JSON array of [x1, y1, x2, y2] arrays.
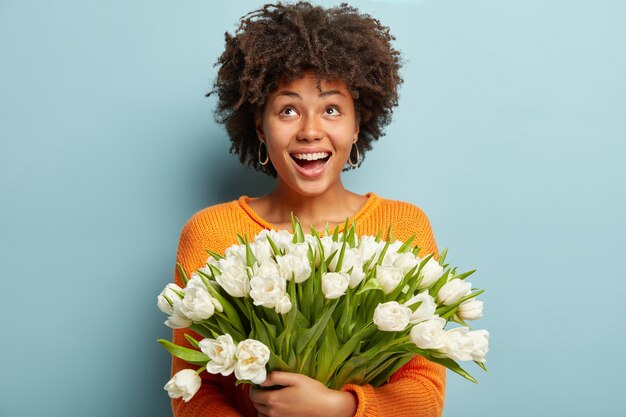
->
[[296, 114, 323, 141]]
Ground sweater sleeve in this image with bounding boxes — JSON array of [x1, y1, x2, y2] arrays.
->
[[170, 217, 244, 417], [340, 206, 446, 417]]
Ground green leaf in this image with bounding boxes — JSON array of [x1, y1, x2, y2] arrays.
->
[[266, 235, 281, 257], [204, 263, 221, 277], [425, 355, 478, 383], [196, 270, 245, 334], [326, 324, 376, 379], [356, 276, 383, 296], [453, 269, 477, 280], [340, 218, 349, 240], [335, 240, 347, 272], [176, 263, 189, 286], [386, 224, 393, 241], [324, 249, 338, 270], [244, 235, 257, 268], [291, 212, 305, 243], [335, 289, 352, 342], [189, 323, 216, 339], [345, 220, 357, 247], [157, 339, 208, 365], [249, 312, 271, 347], [438, 247, 449, 266], [315, 318, 340, 382], [435, 289, 485, 315], [268, 352, 291, 372], [376, 239, 391, 266], [389, 263, 420, 301], [429, 268, 451, 298], [295, 303, 338, 373], [307, 243, 314, 265], [262, 318, 277, 342], [205, 250, 225, 261], [361, 252, 377, 273], [397, 234, 416, 254], [333, 354, 370, 388], [184, 334, 201, 349], [214, 313, 246, 343], [368, 354, 414, 387]]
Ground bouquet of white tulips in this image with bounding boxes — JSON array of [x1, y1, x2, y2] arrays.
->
[[158, 217, 489, 402]]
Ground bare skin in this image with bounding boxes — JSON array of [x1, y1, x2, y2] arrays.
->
[[249, 372, 357, 417], [247, 186, 367, 232], [247, 73, 363, 416]]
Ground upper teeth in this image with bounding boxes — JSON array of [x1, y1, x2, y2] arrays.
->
[[292, 152, 330, 161]]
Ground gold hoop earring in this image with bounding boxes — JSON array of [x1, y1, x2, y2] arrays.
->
[[258, 141, 269, 166], [347, 142, 360, 168]]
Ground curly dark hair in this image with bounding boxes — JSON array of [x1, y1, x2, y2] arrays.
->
[[209, 1, 403, 177]]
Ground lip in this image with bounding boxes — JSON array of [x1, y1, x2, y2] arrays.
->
[[289, 148, 333, 179], [289, 147, 333, 155]]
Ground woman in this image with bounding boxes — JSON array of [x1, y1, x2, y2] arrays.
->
[[171, 2, 446, 416]]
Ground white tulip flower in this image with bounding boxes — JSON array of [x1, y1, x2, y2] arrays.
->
[[376, 265, 403, 294], [357, 235, 383, 266], [157, 283, 184, 315], [179, 286, 216, 321], [438, 279, 472, 306], [164, 369, 201, 402], [224, 243, 247, 266], [405, 292, 437, 324], [216, 258, 250, 298], [417, 257, 444, 289], [164, 301, 192, 329], [235, 339, 270, 384], [373, 301, 412, 332], [468, 329, 489, 362], [321, 272, 350, 299], [409, 317, 446, 350], [277, 253, 311, 283], [457, 299, 483, 321], [274, 294, 292, 314], [440, 327, 474, 361], [392, 252, 420, 275], [250, 262, 286, 309], [199, 334, 237, 376]]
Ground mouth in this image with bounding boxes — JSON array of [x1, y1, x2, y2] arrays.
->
[[290, 152, 332, 173]]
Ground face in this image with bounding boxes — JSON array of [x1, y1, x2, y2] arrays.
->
[[256, 72, 360, 197]]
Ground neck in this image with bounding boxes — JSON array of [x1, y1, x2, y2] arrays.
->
[[264, 179, 360, 230]]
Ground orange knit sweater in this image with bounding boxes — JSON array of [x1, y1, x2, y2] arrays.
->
[[170, 192, 446, 417]]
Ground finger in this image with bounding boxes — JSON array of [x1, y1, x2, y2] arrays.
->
[[261, 371, 300, 388], [252, 402, 270, 415], [249, 386, 268, 404]]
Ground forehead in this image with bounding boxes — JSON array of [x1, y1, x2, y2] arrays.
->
[[272, 71, 352, 97]]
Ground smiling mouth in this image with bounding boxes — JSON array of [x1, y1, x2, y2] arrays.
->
[[290, 152, 331, 171]]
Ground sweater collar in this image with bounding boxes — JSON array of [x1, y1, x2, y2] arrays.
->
[[237, 192, 380, 232]]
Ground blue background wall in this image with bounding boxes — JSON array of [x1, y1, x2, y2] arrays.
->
[[1, 0, 625, 416]]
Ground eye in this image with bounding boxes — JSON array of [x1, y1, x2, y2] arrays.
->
[[280, 106, 298, 117], [325, 106, 341, 116]]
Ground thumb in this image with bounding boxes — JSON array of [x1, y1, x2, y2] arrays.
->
[[260, 371, 300, 388]]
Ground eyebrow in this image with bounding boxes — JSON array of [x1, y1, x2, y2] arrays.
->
[[275, 89, 346, 99]]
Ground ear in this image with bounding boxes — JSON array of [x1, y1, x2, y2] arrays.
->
[[255, 112, 265, 142]]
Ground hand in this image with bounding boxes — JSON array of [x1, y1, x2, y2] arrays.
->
[[249, 371, 357, 417]]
